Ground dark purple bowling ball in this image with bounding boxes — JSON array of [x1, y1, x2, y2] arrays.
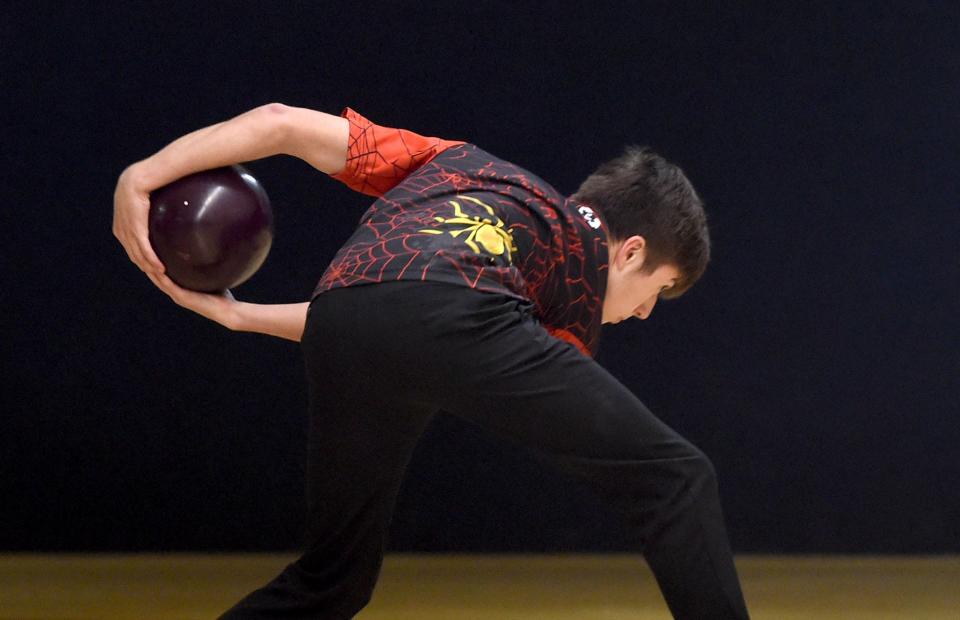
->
[[148, 165, 273, 293]]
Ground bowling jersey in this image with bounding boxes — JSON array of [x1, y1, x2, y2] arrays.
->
[[311, 107, 610, 357]]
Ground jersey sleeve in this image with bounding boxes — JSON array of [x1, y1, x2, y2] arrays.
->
[[546, 326, 593, 358], [328, 107, 467, 197]]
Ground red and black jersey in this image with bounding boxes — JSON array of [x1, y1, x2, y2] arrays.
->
[[312, 107, 610, 357]]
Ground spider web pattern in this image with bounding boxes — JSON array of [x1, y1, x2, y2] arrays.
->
[[315, 110, 609, 357], [329, 107, 467, 197]]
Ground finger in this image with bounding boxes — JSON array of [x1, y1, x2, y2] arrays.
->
[[128, 238, 152, 275], [157, 272, 194, 306], [145, 271, 168, 295], [115, 212, 147, 268], [120, 234, 148, 273], [117, 234, 137, 266], [132, 221, 165, 274], [155, 273, 180, 298], [120, 226, 156, 275], [117, 196, 163, 275], [139, 235, 165, 274], [154, 271, 176, 292]]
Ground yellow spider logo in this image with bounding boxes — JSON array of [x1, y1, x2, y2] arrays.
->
[[420, 195, 517, 262]]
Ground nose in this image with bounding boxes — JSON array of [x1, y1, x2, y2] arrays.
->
[[633, 296, 658, 320]]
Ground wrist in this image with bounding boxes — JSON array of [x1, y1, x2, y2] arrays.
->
[[228, 301, 250, 333], [122, 159, 164, 193], [133, 156, 181, 192]]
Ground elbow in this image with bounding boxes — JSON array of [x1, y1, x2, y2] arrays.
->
[[266, 105, 349, 174], [261, 102, 289, 116], [258, 102, 292, 153]]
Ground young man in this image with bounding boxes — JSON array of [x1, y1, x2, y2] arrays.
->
[[113, 103, 751, 619]]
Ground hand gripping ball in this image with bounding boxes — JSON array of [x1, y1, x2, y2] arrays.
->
[[148, 165, 273, 293]]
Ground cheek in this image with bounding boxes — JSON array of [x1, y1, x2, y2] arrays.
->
[[626, 280, 654, 308], [607, 277, 626, 310], [610, 280, 636, 312], [611, 290, 630, 312], [634, 287, 659, 311]]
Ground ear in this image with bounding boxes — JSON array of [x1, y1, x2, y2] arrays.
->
[[620, 235, 648, 269]]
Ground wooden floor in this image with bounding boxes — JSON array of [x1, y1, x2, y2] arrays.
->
[[1, 553, 958, 619]]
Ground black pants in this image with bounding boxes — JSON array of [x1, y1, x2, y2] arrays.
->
[[217, 281, 750, 619]]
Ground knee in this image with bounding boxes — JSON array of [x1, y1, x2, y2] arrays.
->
[[675, 441, 719, 492], [629, 439, 718, 506], [615, 440, 719, 504]]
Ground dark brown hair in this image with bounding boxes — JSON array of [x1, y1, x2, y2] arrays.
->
[[571, 145, 709, 298]]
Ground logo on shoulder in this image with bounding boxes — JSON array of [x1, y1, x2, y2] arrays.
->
[[577, 205, 602, 230]]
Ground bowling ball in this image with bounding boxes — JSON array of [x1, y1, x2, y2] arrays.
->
[[148, 165, 273, 293]]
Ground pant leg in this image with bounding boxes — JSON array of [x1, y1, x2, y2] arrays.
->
[[400, 282, 751, 620], [218, 285, 439, 620], [219, 279, 750, 619]]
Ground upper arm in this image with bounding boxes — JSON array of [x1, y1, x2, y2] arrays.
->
[[284, 106, 466, 197], [276, 105, 350, 175]]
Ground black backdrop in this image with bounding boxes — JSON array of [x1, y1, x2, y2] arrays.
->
[[3, 2, 958, 553]]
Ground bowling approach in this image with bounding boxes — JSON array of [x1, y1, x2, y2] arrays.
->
[[148, 165, 273, 292]]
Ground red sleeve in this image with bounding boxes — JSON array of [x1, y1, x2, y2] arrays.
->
[[328, 107, 466, 197], [546, 326, 592, 358]]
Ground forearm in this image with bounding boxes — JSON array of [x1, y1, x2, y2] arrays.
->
[[132, 103, 289, 190], [232, 301, 310, 342]]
